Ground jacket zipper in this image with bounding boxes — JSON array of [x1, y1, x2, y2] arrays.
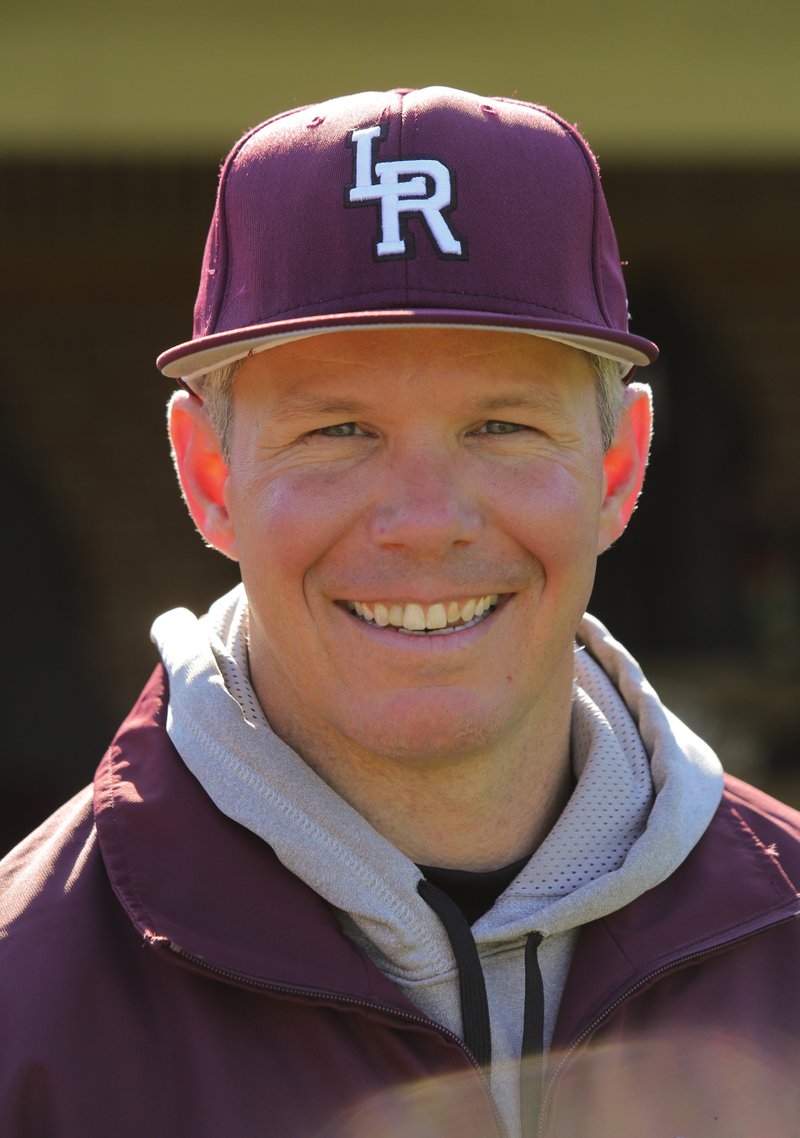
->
[[535, 912, 800, 1138], [164, 940, 510, 1138]]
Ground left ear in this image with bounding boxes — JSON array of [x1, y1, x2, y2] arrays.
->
[[597, 382, 653, 553]]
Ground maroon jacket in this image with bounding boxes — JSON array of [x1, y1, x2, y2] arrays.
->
[[2, 666, 800, 1138]]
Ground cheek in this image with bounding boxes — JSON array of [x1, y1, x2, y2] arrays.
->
[[495, 462, 603, 568], [227, 468, 366, 592]]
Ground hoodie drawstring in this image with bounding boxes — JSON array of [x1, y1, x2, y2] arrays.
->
[[418, 880, 547, 1137], [520, 931, 545, 1137], [417, 878, 492, 1068]]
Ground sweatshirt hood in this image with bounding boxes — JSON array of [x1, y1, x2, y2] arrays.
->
[[152, 585, 723, 971]]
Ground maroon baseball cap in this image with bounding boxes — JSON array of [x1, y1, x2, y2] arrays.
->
[[157, 86, 657, 381]]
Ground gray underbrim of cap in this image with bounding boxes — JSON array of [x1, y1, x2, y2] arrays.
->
[[159, 321, 656, 384]]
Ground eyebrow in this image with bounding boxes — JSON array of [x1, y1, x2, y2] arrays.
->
[[267, 394, 370, 421], [266, 384, 569, 422], [473, 388, 569, 417]]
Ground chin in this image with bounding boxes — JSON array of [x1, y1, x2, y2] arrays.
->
[[340, 697, 516, 765]]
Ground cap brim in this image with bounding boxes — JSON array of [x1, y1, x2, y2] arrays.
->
[[157, 309, 658, 381]]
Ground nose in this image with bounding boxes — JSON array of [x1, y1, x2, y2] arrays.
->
[[368, 445, 482, 555]]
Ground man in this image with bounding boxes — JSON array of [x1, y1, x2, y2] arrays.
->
[[2, 86, 799, 1138]]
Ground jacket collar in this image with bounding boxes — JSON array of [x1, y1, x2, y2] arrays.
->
[[94, 666, 414, 1013], [553, 781, 800, 1048]]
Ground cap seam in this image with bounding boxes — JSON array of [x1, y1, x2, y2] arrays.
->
[[206, 104, 317, 336], [509, 100, 610, 327], [551, 116, 607, 326]]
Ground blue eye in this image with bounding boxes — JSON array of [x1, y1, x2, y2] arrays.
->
[[316, 422, 363, 437], [481, 420, 526, 434]]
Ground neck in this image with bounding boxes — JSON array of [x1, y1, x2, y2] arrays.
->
[[345, 737, 574, 871], [262, 684, 575, 873]]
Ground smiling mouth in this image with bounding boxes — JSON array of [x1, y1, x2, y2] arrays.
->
[[344, 595, 502, 635]]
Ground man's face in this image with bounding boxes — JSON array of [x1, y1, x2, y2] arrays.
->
[[219, 328, 611, 767]]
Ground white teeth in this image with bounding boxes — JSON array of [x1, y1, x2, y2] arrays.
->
[[425, 603, 448, 630], [347, 594, 501, 632], [403, 604, 426, 631]]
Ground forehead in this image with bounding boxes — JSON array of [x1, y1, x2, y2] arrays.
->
[[231, 327, 597, 410]]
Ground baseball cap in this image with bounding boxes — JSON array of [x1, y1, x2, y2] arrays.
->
[[157, 86, 657, 382]]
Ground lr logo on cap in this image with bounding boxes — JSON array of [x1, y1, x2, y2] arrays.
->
[[346, 125, 467, 261]]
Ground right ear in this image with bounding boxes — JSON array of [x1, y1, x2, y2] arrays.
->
[[168, 391, 239, 560]]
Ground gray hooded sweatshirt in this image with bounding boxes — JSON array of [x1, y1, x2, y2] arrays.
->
[[152, 585, 723, 1138]]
